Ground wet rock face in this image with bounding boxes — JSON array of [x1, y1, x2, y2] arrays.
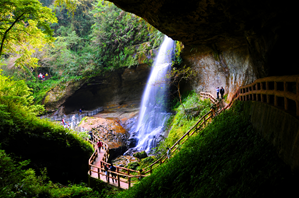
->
[[181, 42, 256, 100], [43, 79, 87, 112], [79, 117, 130, 158]]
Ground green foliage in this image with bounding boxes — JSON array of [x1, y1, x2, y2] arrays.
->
[[133, 151, 148, 160], [26, 77, 63, 104], [0, 70, 44, 115], [163, 92, 211, 148], [89, 1, 162, 70], [40, 1, 162, 87], [0, 149, 97, 198], [0, 71, 93, 184], [0, 0, 57, 69], [125, 162, 140, 170], [115, 101, 296, 198], [173, 41, 183, 65]]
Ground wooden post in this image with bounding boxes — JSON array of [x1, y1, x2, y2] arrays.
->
[[284, 97, 288, 111], [128, 177, 131, 189], [98, 167, 100, 179], [296, 101, 299, 116], [105, 164, 109, 184], [150, 166, 152, 174], [117, 167, 120, 188], [274, 96, 278, 106]]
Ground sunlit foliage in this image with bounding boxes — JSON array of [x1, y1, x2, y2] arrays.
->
[[0, 0, 57, 70]]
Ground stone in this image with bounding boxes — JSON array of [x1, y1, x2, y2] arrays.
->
[[127, 137, 138, 148], [133, 151, 148, 160]]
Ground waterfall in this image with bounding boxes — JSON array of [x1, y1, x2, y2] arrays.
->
[[131, 35, 175, 153]]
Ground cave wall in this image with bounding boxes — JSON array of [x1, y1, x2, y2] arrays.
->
[[241, 101, 299, 174], [181, 39, 256, 100], [62, 64, 150, 114]]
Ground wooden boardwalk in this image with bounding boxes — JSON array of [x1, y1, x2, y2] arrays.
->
[[89, 149, 130, 189], [87, 92, 221, 190]]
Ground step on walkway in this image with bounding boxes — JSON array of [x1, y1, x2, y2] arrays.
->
[[90, 149, 130, 189]]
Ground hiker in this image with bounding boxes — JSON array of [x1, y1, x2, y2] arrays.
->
[[110, 163, 117, 183], [220, 87, 225, 99], [216, 87, 220, 99], [166, 147, 171, 159], [45, 72, 49, 79], [61, 118, 65, 126], [79, 109, 82, 114], [104, 164, 109, 182], [97, 140, 102, 152], [38, 73, 42, 80], [88, 131, 93, 141], [42, 74, 45, 81]]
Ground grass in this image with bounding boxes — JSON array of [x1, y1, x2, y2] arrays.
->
[[112, 101, 297, 198], [163, 92, 211, 150]]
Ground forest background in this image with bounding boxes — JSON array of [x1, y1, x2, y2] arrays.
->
[[0, 0, 165, 105]]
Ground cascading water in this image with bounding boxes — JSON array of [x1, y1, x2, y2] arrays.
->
[[127, 35, 175, 154]]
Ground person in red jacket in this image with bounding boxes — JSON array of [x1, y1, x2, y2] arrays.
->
[[97, 141, 103, 152]]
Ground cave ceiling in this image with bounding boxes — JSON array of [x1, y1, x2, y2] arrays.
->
[[107, 0, 291, 46]]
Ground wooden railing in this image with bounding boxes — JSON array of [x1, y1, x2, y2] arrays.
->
[[88, 131, 145, 189], [88, 92, 224, 188], [141, 92, 219, 174], [238, 75, 299, 116]]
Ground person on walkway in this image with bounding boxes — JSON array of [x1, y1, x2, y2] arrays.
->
[[104, 164, 109, 182], [45, 72, 49, 79], [166, 147, 171, 159], [38, 73, 42, 80], [109, 163, 117, 183], [89, 131, 93, 141], [61, 118, 65, 126], [220, 87, 225, 99], [79, 109, 82, 114], [97, 140, 102, 152], [216, 87, 220, 99]]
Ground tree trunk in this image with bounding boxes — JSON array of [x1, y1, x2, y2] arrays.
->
[[177, 82, 186, 114]]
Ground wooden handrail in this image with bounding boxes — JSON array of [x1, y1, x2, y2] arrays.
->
[[238, 75, 299, 116], [88, 91, 225, 189], [142, 93, 219, 173]]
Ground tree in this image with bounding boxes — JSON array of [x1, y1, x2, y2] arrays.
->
[[0, 0, 57, 70], [169, 65, 195, 114]]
